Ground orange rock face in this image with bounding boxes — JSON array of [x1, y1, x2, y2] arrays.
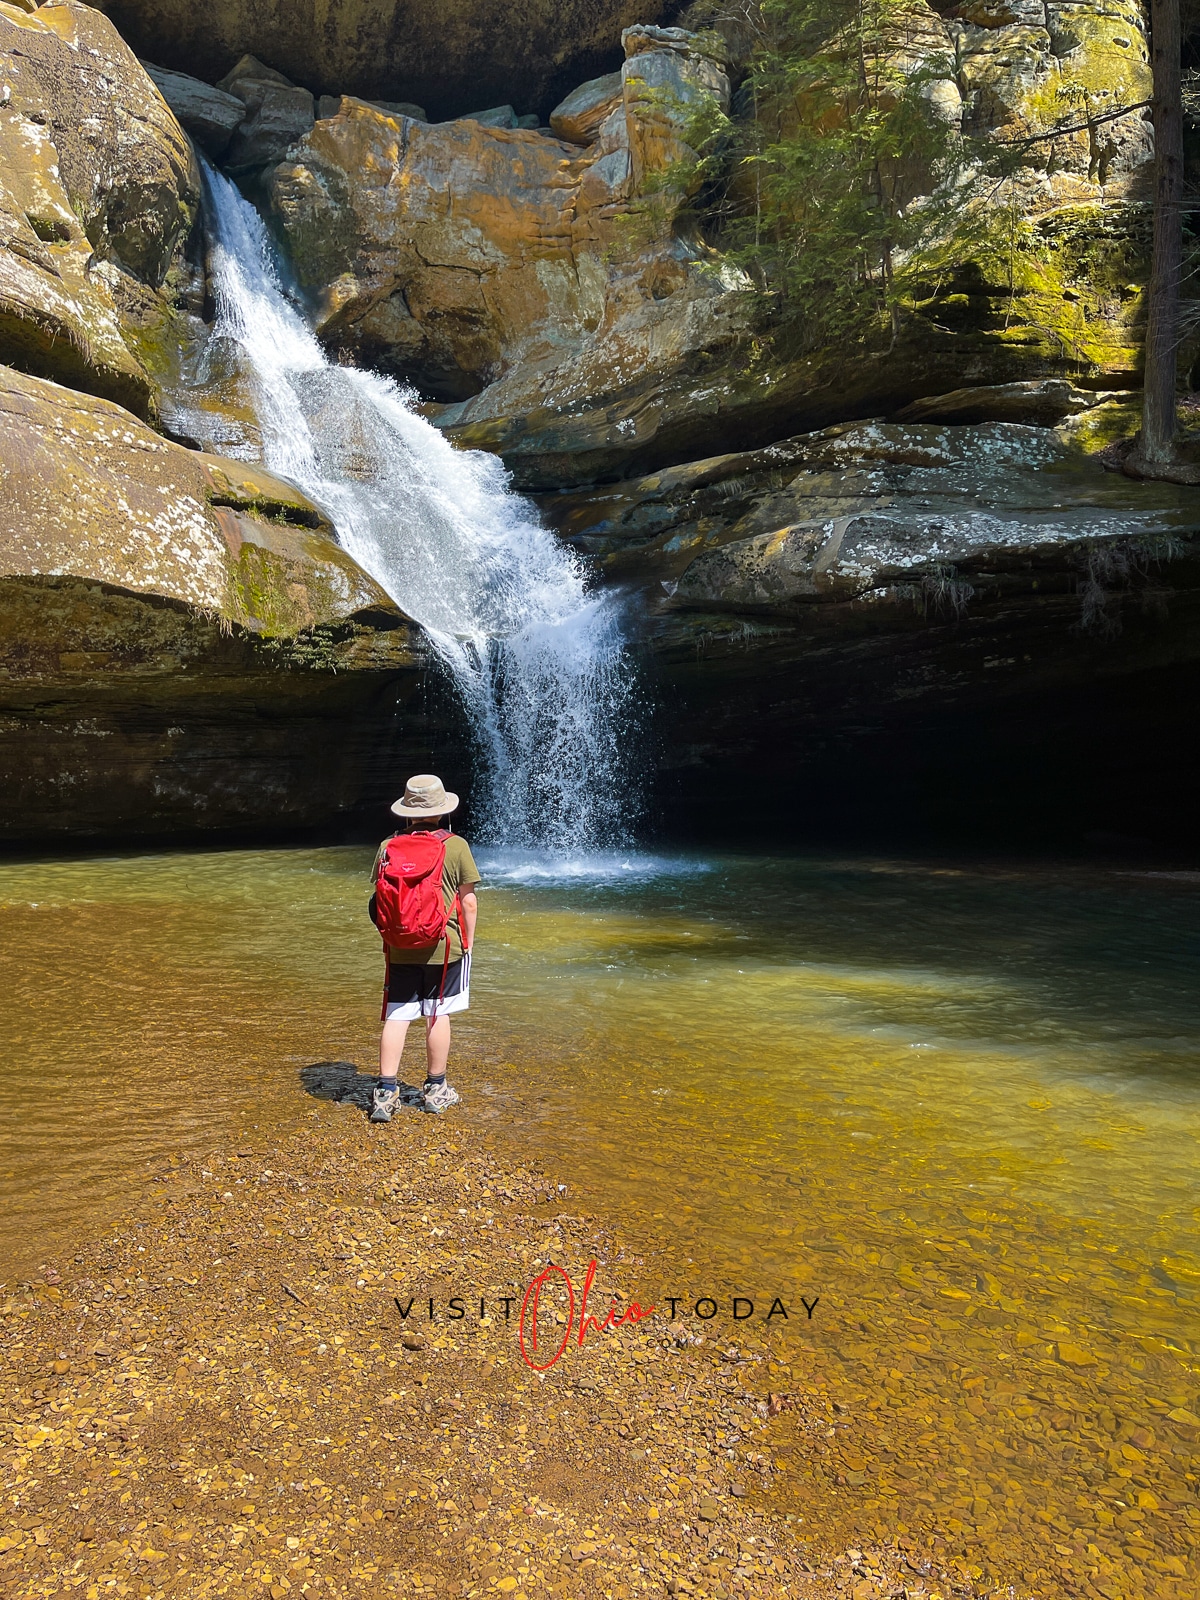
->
[[267, 25, 750, 478]]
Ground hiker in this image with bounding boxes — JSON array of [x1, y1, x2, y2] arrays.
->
[[368, 774, 480, 1121]]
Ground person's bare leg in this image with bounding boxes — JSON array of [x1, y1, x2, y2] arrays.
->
[[425, 1014, 451, 1081], [379, 1016, 411, 1081]]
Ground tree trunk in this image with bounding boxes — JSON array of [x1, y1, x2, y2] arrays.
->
[[1142, 0, 1183, 463]]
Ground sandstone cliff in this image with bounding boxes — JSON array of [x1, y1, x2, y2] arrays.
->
[[264, 22, 746, 473], [248, 6, 1159, 487], [0, 0, 199, 418], [0, 0, 1194, 847]]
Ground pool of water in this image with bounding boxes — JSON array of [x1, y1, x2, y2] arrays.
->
[[1, 845, 1198, 1595]]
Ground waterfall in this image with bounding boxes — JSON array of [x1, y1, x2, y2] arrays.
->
[[197, 164, 635, 854]]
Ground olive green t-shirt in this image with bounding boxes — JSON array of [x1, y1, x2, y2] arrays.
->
[[373, 832, 480, 965]]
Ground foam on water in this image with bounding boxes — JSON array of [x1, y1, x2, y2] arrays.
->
[[200, 163, 635, 852], [477, 849, 713, 887]]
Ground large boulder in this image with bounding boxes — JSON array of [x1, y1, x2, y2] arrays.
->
[[143, 62, 247, 160], [549, 70, 623, 144], [0, 0, 200, 418], [218, 54, 316, 172], [0, 364, 452, 842], [267, 24, 750, 472]]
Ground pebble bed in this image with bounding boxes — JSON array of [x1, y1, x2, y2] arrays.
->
[[0, 1082, 969, 1600]]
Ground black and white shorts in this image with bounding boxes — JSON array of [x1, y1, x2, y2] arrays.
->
[[383, 953, 471, 1021]]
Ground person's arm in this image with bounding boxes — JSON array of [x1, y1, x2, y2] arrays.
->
[[460, 883, 478, 951]]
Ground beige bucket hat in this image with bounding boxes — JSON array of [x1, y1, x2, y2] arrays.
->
[[391, 773, 460, 818]]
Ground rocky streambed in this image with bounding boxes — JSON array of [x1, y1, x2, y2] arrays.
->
[[0, 1106, 934, 1600]]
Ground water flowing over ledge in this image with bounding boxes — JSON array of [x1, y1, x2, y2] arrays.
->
[[200, 163, 637, 852]]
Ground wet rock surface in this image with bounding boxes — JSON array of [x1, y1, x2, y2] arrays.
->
[[0, 365, 451, 841]]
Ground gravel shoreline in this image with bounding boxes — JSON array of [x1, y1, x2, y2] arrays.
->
[[2, 1075, 969, 1600]]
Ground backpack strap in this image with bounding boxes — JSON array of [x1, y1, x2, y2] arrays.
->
[[431, 887, 464, 1021]]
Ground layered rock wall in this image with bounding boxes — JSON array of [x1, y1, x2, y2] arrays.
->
[[244, 5, 1159, 486], [540, 419, 1200, 839], [0, 0, 1194, 846], [0, 365, 449, 841]]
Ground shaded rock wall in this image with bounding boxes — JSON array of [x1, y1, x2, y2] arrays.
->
[[544, 420, 1200, 844], [98, 0, 681, 122]]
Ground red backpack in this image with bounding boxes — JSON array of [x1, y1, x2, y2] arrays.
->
[[374, 828, 457, 949]]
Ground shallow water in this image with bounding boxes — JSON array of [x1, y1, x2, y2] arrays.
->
[[2, 846, 1198, 1595]]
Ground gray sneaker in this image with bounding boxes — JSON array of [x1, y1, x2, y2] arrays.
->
[[370, 1083, 400, 1123], [423, 1079, 460, 1115]]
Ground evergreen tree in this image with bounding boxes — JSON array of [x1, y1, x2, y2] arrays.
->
[[721, 0, 969, 352]]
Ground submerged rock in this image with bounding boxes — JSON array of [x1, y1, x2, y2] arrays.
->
[[0, 365, 447, 842], [0, 0, 200, 417]]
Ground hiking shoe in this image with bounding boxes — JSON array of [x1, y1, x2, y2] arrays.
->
[[370, 1083, 400, 1123], [423, 1079, 460, 1115]]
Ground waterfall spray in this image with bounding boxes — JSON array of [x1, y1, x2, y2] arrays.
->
[[197, 163, 635, 853]]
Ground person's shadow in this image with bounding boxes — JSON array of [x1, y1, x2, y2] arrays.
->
[[297, 1061, 425, 1113]]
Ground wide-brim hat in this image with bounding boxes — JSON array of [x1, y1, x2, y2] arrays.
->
[[391, 773, 459, 818]]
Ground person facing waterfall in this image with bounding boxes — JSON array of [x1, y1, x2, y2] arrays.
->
[[368, 775, 480, 1120]]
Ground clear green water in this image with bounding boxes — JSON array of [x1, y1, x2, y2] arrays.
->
[[1, 847, 1199, 1595]]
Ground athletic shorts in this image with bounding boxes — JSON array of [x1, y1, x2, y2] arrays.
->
[[383, 953, 471, 1021]]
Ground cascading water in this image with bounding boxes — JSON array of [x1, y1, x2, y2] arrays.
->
[[196, 163, 635, 853]]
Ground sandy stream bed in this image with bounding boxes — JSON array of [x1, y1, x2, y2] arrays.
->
[[0, 1075, 976, 1600]]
